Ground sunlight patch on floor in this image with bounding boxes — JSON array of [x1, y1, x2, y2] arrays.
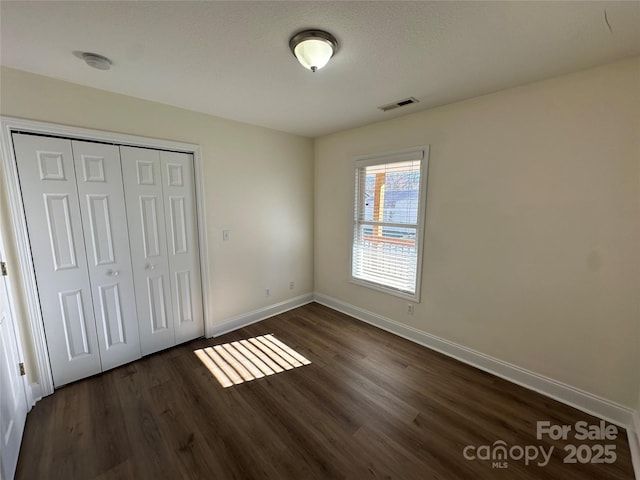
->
[[194, 334, 311, 388]]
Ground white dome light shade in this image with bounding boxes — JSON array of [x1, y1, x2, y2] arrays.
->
[[289, 30, 338, 72], [294, 39, 333, 71]]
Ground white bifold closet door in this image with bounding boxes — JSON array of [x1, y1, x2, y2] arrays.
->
[[121, 146, 203, 355], [13, 134, 141, 386], [71, 140, 141, 370]]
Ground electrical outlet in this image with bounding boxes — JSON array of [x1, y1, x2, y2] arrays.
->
[[265, 288, 271, 296], [289, 281, 295, 290], [407, 303, 414, 315]]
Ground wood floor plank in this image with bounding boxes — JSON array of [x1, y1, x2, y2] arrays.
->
[[15, 303, 635, 479]]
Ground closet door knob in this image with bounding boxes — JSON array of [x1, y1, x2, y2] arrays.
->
[[145, 263, 155, 270], [106, 269, 119, 276]]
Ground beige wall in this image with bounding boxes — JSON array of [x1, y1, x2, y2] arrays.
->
[[0, 67, 314, 382], [315, 57, 640, 407], [2, 58, 639, 410]]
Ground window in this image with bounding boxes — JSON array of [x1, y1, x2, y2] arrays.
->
[[351, 147, 429, 301]]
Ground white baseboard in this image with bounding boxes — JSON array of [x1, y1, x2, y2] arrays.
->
[[314, 293, 634, 429], [209, 293, 314, 337], [27, 382, 43, 409], [630, 410, 640, 480]]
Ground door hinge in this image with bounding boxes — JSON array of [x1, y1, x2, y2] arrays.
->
[[19, 362, 26, 376], [1, 261, 7, 276]]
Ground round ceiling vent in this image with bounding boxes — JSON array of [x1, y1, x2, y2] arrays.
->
[[79, 52, 112, 70]]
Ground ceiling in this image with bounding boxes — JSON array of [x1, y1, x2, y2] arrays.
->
[[1, 1, 639, 138]]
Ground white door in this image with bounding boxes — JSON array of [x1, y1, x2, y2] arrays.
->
[[121, 146, 175, 355], [0, 259, 29, 480], [13, 134, 102, 386], [72, 140, 141, 370], [160, 151, 204, 343]]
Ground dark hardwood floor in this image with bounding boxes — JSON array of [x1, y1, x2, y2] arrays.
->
[[16, 302, 635, 479]]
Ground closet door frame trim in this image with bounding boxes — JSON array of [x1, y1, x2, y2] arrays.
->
[[0, 116, 211, 400]]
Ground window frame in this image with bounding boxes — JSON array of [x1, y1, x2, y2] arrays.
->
[[350, 146, 430, 302]]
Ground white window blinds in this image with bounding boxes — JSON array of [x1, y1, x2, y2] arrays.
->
[[351, 147, 428, 301]]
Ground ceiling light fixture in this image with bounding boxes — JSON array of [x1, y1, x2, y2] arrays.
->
[[79, 52, 112, 70], [289, 29, 338, 72]]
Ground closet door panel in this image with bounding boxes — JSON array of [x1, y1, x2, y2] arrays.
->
[[121, 146, 175, 355], [12, 134, 101, 386], [161, 152, 204, 343], [72, 141, 141, 370]]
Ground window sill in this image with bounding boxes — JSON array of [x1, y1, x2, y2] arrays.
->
[[349, 277, 421, 303]]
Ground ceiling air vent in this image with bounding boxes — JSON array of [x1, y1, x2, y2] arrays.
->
[[377, 97, 419, 112]]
